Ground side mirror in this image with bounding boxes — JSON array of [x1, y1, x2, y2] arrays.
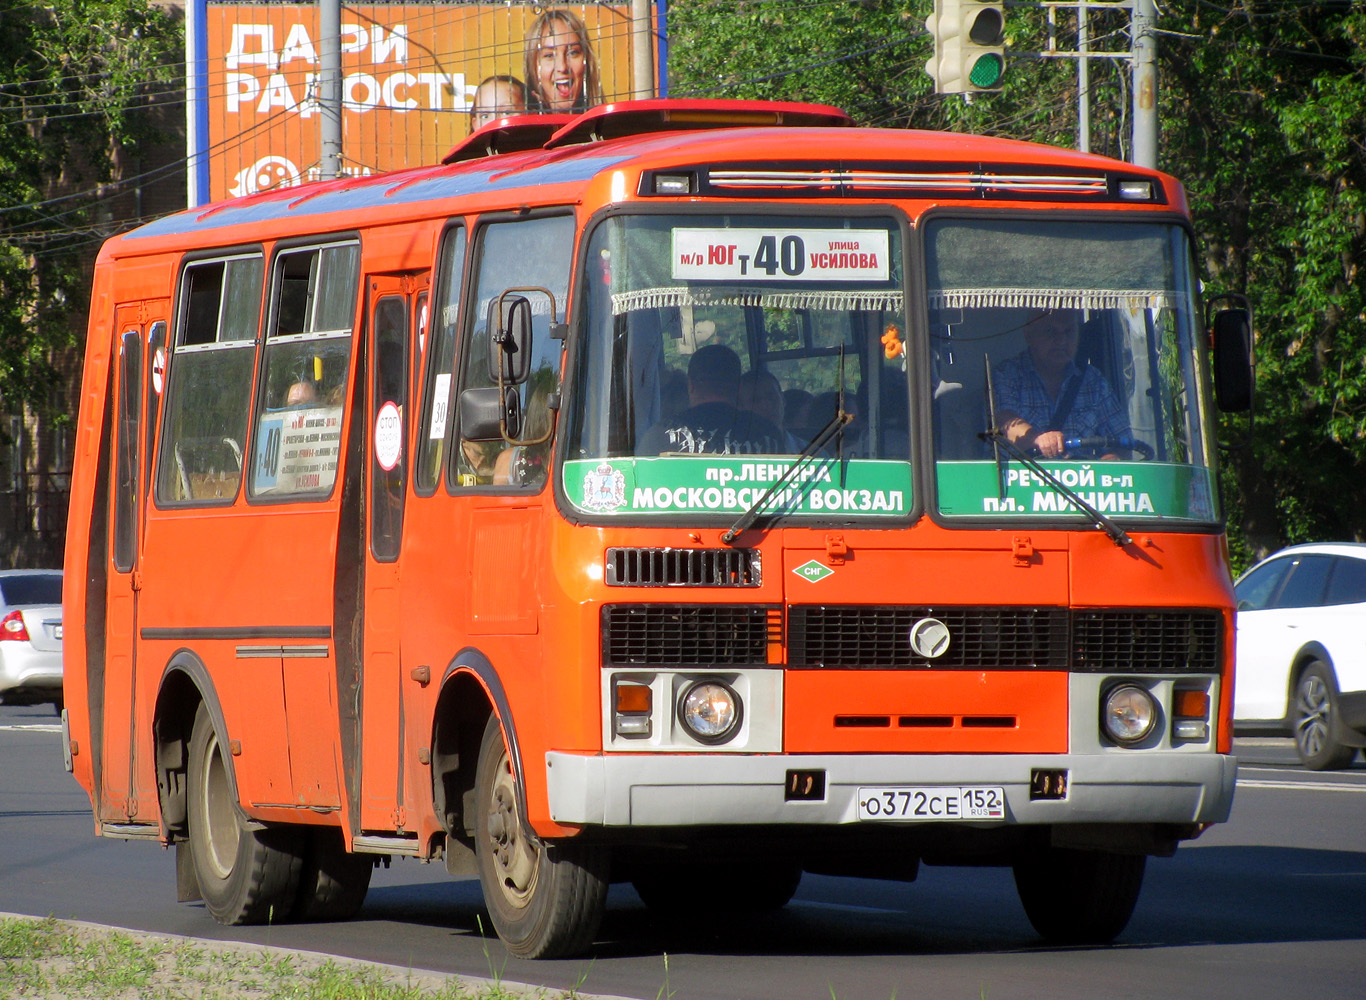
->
[[1208, 296, 1254, 413], [458, 385, 521, 442], [487, 294, 532, 385]]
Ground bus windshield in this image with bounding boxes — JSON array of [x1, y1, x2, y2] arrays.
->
[[565, 213, 912, 522], [926, 218, 1219, 524]]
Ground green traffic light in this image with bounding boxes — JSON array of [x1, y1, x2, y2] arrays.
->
[[968, 53, 1004, 89]]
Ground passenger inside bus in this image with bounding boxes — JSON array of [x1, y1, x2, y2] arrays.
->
[[737, 369, 799, 450], [285, 380, 317, 407], [637, 344, 787, 455], [991, 308, 1129, 459]]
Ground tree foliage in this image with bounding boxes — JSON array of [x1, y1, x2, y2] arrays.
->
[[0, 0, 181, 418], [668, 0, 1366, 565]]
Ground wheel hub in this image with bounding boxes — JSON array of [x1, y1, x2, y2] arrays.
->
[[485, 758, 539, 908], [1295, 675, 1331, 758]]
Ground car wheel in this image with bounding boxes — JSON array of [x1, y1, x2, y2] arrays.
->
[[1013, 848, 1146, 945], [473, 715, 608, 959], [187, 704, 304, 924], [1292, 662, 1357, 771]]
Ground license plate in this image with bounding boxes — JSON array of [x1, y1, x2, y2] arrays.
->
[[857, 786, 1005, 821], [53, 624, 63, 640]]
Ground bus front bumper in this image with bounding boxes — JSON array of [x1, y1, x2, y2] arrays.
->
[[544, 750, 1237, 828]]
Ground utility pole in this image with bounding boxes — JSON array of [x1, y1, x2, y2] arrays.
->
[[1130, 0, 1157, 169], [631, 0, 655, 100], [1076, 3, 1089, 154], [936, 3, 1158, 167], [319, 0, 343, 181]]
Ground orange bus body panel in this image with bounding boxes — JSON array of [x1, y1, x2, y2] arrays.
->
[[61, 103, 1236, 935]]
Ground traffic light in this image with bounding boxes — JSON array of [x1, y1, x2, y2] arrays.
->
[[925, 0, 1007, 95]]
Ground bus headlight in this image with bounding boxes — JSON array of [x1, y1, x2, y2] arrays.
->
[[678, 679, 742, 745], [1102, 684, 1157, 746]]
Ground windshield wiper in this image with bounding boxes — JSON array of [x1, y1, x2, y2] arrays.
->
[[720, 408, 853, 545], [722, 347, 853, 545], [978, 426, 1133, 548], [980, 353, 1130, 547]]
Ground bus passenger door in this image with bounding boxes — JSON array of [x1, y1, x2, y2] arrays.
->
[[359, 272, 426, 833], [100, 302, 164, 826]]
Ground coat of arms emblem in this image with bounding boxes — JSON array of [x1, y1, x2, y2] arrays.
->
[[581, 461, 626, 511]]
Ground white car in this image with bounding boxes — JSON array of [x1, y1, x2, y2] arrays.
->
[[1233, 543, 1366, 769], [0, 569, 64, 712]]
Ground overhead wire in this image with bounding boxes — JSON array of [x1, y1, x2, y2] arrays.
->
[[3, 0, 1360, 251]]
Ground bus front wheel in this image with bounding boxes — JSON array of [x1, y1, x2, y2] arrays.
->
[[473, 715, 608, 959], [187, 704, 304, 924], [1012, 847, 1145, 944]]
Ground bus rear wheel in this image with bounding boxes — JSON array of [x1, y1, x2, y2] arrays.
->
[[1012, 847, 1145, 945], [293, 827, 373, 922], [187, 704, 304, 925], [473, 716, 607, 959]]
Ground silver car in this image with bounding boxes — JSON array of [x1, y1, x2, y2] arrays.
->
[[0, 570, 64, 711]]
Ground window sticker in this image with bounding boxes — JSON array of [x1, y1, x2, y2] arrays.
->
[[374, 401, 403, 472], [671, 229, 890, 282], [428, 372, 451, 440], [564, 456, 911, 518]]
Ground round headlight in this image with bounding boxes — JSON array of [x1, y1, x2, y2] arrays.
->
[[1102, 684, 1157, 745], [678, 680, 742, 745]]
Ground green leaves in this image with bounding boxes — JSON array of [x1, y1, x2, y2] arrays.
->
[[0, 0, 180, 416], [670, 0, 1366, 553]]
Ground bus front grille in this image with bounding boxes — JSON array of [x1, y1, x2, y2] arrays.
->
[[786, 606, 1222, 673], [605, 547, 761, 587], [1072, 610, 1222, 673], [788, 606, 1070, 669], [602, 604, 781, 666]]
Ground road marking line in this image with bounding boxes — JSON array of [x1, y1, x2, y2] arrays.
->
[[1238, 778, 1366, 793], [0, 724, 61, 733]]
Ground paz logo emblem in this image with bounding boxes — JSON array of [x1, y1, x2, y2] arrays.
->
[[793, 559, 834, 583], [908, 618, 951, 659]]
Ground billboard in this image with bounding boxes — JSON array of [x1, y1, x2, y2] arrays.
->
[[192, 2, 659, 205]]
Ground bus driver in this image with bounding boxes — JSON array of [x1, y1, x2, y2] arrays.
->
[[992, 308, 1129, 459]]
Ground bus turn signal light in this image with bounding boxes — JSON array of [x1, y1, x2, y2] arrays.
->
[[1172, 689, 1211, 742], [614, 682, 652, 737]]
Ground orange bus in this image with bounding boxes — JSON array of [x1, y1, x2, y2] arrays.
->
[[63, 99, 1255, 958]]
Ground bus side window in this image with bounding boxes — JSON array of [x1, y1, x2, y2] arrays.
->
[[249, 242, 359, 500], [157, 254, 263, 504], [415, 226, 466, 494], [451, 213, 573, 490]]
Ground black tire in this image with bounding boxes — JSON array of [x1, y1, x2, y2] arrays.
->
[[187, 704, 304, 924], [293, 827, 373, 922], [1013, 848, 1146, 945], [633, 862, 802, 915], [1292, 661, 1358, 771], [473, 715, 608, 959]]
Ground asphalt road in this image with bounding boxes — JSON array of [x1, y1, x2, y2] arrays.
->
[[3, 702, 1364, 1000]]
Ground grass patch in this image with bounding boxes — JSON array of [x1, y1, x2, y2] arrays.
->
[[0, 916, 582, 1000]]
